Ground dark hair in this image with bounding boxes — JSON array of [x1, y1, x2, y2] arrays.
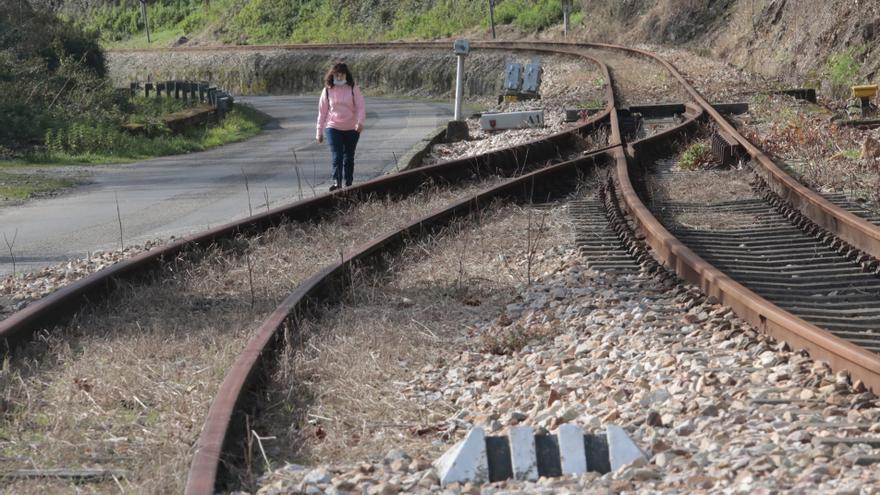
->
[[324, 62, 354, 88]]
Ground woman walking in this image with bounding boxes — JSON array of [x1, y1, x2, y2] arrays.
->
[[316, 62, 366, 191]]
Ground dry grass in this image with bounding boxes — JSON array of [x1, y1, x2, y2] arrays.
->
[[736, 94, 880, 213], [0, 179, 503, 494], [578, 47, 692, 107], [538, 55, 607, 109], [667, 210, 761, 230], [648, 167, 755, 205], [241, 200, 573, 489]]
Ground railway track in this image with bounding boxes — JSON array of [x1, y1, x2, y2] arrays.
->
[[4, 40, 880, 493], [1, 45, 615, 494], [651, 165, 880, 351]]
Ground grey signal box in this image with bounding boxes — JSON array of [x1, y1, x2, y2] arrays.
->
[[504, 63, 523, 93], [454, 39, 470, 56], [522, 62, 542, 95]]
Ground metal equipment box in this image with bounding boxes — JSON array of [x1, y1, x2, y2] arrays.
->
[[480, 110, 545, 130], [521, 62, 542, 95], [852, 85, 878, 98], [503, 63, 523, 93]]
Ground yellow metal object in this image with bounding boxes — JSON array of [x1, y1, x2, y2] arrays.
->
[[503, 95, 520, 103], [852, 85, 878, 98]]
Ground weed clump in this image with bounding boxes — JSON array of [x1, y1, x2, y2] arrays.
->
[[678, 141, 714, 170], [825, 47, 864, 100]]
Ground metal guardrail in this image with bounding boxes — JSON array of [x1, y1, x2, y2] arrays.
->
[[129, 80, 234, 117]]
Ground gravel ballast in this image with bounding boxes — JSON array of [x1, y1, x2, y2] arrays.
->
[[251, 207, 880, 494]]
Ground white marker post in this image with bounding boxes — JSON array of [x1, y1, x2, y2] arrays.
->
[[448, 39, 471, 141], [453, 39, 469, 121]]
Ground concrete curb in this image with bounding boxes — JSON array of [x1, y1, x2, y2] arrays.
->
[[391, 125, 448, 173]]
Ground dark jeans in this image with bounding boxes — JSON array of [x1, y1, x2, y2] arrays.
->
[[324, 128, 360, 186]]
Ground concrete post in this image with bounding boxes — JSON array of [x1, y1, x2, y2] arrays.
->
[[447, 40, 471, 142], [140, 0, 151, 44], [488, 0, 496, 39], [562, 0, 570, 37], [454, 55, 465, 121]]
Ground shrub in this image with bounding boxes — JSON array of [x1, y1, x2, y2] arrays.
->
[[826, 47, 863, 100], [494, 0, 565, 31], [678, 141, 714, 170], [387, 0, 485, 40]]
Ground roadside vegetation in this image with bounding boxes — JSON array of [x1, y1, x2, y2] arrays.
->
[[0, 2, 267, 199], [71, 0, 577, 47]]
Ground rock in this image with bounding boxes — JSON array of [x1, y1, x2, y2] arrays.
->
[[640, 388, 671, 407], [509, 411, 528, 423], [367, 482, 400, 495], [389, 459, 409, 473], [574, 342, 591, 356], [700, 405, 719, 417], [645, 411, 664, 427], [384, 449, 412, 465], [860, 136, 880, 160], [674, 419, 695, 436], [303, 468, 331, 485], [657, 353, 676, 368], [653, 452, 672, 467]]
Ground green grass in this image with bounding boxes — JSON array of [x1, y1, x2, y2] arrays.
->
[[842, 148, 861, 161], [579, 98, 606, 109], [87, 0, 575, 47], [825, 46, 866, 100], [678, 142, 713, 170], [494, 0, 567, 31], [0, 172, 77, 201], [0, 104, 268, 199], [30, 104, 269, 166]]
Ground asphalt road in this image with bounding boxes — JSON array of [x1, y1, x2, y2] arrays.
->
[[0, 96, 452, 276]]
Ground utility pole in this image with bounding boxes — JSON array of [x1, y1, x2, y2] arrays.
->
[[488, 0, 496, 39], [140, 0, 152, 44], [562, 0, 572, 37]]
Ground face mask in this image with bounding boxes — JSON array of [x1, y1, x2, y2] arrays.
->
[[333, 78, 347, 86]]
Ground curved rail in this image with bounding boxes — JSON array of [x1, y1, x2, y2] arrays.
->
[[22, 39, 871, 492], [182, 40, 880, 493], [114, 40, 880, 259], [184, 51, 618, 495], [0, 46, 613, 351], [578, 41, 880, 390], [577, 41, 880, 260], [615, 113, 880, 390], [184, 147, 617, 494]]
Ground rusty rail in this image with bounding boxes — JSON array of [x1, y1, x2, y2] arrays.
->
[[181, 40, 880, 493], [184, 146, 617, 494], [616, 113, 880, 391], [578, 41, 880, 260], [183, 50, 617, 495], [17, 40, 872, 492], [0, 48, 612, 351]]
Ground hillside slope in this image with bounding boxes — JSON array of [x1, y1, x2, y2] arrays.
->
[[43, 0, 880, 98]]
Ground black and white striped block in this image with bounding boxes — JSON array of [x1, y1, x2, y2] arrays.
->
[[433, 424, 648, 487]]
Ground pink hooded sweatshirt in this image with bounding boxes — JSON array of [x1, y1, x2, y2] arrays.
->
[[316, 84, 366, 140]]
